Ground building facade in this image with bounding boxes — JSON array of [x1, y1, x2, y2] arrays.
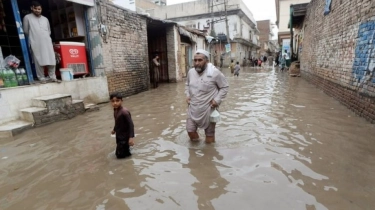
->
[[257, 20, 278, 56], [1, 0, 207, 126], [295, 0, 375, 123], [143, 0, 260, 66], [275, 0, 310, 54]]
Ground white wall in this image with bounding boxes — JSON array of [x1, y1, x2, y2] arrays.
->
[[151, 0, 256, 29], [113, 0, 136, 11], [0, 77, 109, 124], [279, 0, 310, 33], [178, 15, 255, 41]]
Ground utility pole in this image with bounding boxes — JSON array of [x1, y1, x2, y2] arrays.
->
[[224, 0, 230, 45], [210, 0, 215, 62], [211, 0, 214, 32]]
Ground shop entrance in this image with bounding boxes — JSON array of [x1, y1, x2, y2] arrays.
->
[[0, 0, 90, 87], [147, 19, 170, 84]]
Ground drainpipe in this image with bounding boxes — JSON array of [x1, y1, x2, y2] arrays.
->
[[84, 8, 95, 76], [290, 5, 294, 61], [10, 0, 33, 83]]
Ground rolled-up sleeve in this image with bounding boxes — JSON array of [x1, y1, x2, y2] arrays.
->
[[214, 72, 229, 104], [185, 72, 190, 98]]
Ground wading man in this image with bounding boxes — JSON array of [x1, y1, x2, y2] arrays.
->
[[185, 49, 229, 143], [23, 1, 60, 84]]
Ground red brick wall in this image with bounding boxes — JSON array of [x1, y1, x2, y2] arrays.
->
[[257, 20, 271, 55], [300, 0, 375, 123], [99, 3, 150, 96]]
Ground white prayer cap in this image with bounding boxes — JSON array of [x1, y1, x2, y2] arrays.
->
[[195, 49, 210, 58]]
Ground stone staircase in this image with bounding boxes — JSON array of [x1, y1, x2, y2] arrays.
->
[[0, 94, 96, 138]]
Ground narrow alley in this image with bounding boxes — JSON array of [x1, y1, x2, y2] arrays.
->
[[0, 68, 374, 210]]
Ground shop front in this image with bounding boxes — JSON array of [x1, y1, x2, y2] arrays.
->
[[0, 0, 94, 88]]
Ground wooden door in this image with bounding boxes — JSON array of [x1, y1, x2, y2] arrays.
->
[[180, 44, 186, 77]]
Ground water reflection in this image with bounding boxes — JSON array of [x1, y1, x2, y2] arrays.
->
[[187, 147, 229, 209], [1, 67, 375, 209]]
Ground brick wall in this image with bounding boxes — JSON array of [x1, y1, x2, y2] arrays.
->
[[257, 20, 271, 55], [98, 2, 150, 96], [166, 25, 179, 82], [300, 0, 375, 123]]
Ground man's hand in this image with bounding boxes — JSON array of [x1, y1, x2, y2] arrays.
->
[[129, 138, 135, 146], [111, 130, 115, 135], [211, 100, 218, 108], [186, 97, 191, 104]]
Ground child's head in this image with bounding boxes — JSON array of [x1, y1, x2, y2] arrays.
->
[[231, 60, 234, 63], [236, 62, 239, 65], [110, 92, 123, 109]]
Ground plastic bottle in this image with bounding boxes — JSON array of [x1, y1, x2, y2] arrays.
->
[[0, 68, 4, 88], [10, 69, 18, 87], [3, 68, 12, 87], [4, 68, 17, 87], [20, 68, 29, 85], [15, 68, 23, 86]]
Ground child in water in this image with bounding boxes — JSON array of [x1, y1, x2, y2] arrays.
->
[[234, 61, 240, 77], [229, 60, 235, 73], [110, 93, 135, 159]]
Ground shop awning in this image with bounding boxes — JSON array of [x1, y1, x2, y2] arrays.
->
[[288, 3, 309, 28], [67, 0, 94, 6]]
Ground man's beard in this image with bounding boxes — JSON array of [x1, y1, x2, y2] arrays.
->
[[195, 65, 207, 73]]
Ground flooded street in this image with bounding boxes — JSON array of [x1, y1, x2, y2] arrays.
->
[[1, 67, 375, 210]]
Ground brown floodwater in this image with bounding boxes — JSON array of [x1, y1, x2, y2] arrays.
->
[[1, 67, 375, 210]]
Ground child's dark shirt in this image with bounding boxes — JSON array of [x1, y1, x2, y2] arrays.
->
[[113, 106, 134, 141]]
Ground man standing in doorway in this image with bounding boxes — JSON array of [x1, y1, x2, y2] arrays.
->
[[220, 53, 224, 68], [23, 1, 60, 84], [152, 54, 160, 88], [185, 49, 229, 143], [213, 50, 218, 67]]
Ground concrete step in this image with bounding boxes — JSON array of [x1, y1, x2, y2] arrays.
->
[[0, 120, 33, 139], [20, 107, 48, 123], [72, 99, 83, 104], [32, 94, 72, 108], [84, 103, 100, 112]]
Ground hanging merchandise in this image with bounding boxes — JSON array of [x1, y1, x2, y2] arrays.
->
[[4, 55, 20, 69], [2, 55, 21, 87]]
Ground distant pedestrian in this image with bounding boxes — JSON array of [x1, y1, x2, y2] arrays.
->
[[152, 54, 160, 88], [220, 53, 224, 68], [263, 56, 268, 68], [243, 57, 247, 67], [229, 59, 235, 73], [275, 52, 281, 67], [253, 58, 258, 67], [213, 50, 218, 67], [280, 55, 287, 72], [257, 59, 262, 67], [234, 61, 240, 77], [110, 93, 135, 159]]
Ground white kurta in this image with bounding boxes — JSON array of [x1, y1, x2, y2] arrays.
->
[[185, 64, 229, 129], [23, 14, 56, 66]]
